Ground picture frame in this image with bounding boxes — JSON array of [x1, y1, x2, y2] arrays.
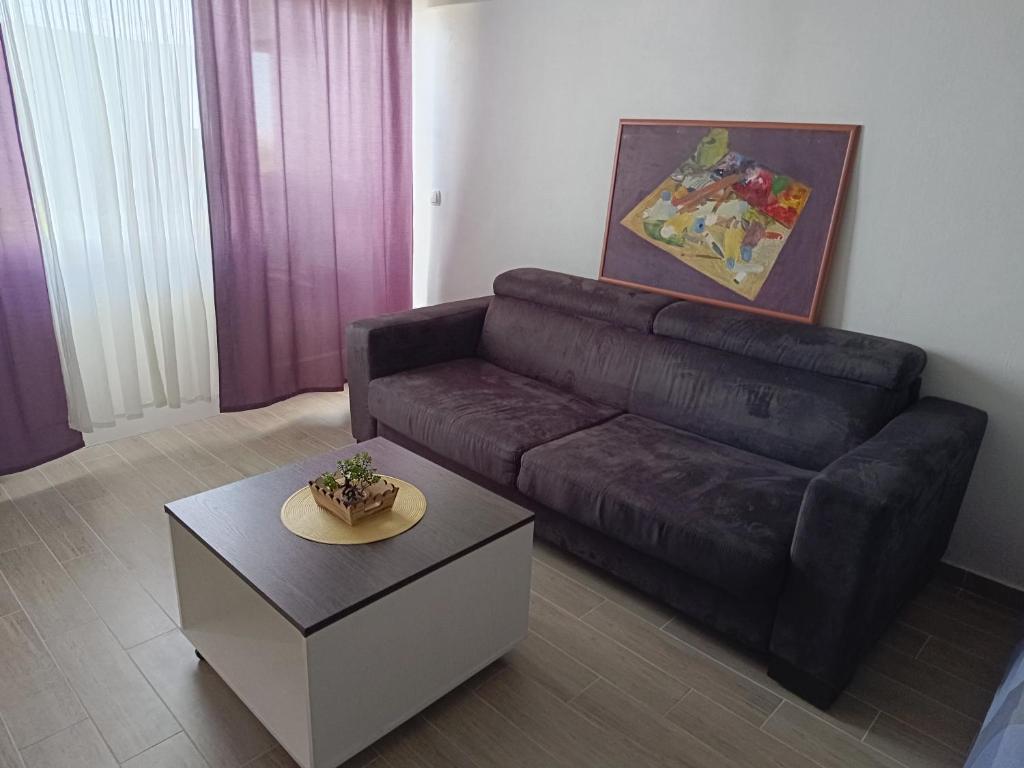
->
[[599, 119, 860, 324]]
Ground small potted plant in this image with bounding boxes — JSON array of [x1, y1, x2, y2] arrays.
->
[[309, 452, 399, 525]]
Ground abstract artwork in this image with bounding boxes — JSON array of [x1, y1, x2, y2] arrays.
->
[[600, 120, 859, 323]]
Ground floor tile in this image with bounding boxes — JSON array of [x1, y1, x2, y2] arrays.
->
[[241, 746, 300, 768], [280, 414, 356, 452], [528, 560, 604, 618], [79, 457, 164, 526], [0, 613, 86, 748], [0, 472, 49, 505], [141, 430, 244, 492], [141, 431, 226, 478], [63, 552, 173, 649], [847, 665, 979, 755], [569, 678, 728, 768], [583, 601, 780, 726], [0, 545, 95, 640], [529, 593, 687, 713], [917, 635, 1008, 690], [374, 716, 473, 768], [100, 520, 179, 624], [130, 631, 273, 768], [0, 576, 18, 618], [879, 621, 930, 657], [336, 746, 379, 768], [207, 417, 303, 469], [110, 439, 206, 505], [863, 713, 964, 768], [74, 445, 115, 464], [532, 542, 673, 627], [662, 615, 879, 739], [476, 669, 658, 768], [483, 630, 596, 702], [121, 733, 209, 768], [7, 489, 101, 564], [666, 690, 818, 768], [20, 720, 117, 768], [424, 685, 559, 768], [258, 424, 334, 462], [914, 584, 1023, 640], [0, 717, 25, 768], [174, 423, 276, 480], [962, 572, 1024, 612], [0, 499, 39, 556], [38, 458, 108, 508], [71, 494, 144, 541], [49, 620, 179, 761], [762, 701, 903, 768], [864, 642, 994, 719], [901, 601, 1016, 662]]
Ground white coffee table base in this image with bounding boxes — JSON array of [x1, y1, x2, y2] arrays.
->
[[170, 519, 533, 768]]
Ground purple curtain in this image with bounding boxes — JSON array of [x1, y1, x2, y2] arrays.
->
[[0, 33, 82, 474], [193, 0, 412, 411]]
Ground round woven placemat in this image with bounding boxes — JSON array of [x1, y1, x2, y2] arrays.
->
[[280, 475, 426, 545]]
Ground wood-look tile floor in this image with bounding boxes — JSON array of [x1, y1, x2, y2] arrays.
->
[[1, 391, 1020, 768]]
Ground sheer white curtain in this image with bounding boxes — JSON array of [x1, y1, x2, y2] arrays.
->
[[0, 0, 216, 432]]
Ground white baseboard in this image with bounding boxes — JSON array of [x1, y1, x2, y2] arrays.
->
[[82, 398, 221, 446]]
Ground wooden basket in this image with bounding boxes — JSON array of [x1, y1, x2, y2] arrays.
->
[[308, 476, 400, 526]]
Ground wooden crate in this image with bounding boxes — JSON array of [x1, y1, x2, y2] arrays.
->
[[308, 477, 399, 526]]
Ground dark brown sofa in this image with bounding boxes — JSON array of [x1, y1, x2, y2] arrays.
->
[[346, 267, 987, 707]]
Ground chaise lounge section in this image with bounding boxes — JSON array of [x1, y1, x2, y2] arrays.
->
[[346, 267, 987, 707]]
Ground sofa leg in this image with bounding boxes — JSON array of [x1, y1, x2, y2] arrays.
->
[[767, 655, 843, 710]]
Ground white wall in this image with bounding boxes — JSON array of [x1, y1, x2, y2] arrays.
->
[[412, 0, 1024, 589]]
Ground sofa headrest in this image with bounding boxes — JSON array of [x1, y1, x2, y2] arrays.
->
[[493, 268, 675, 332], [653, 302, 927, 391]]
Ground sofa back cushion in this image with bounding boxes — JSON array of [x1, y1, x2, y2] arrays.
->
[[630, 337, 909, 470], [490, 268, 676, 331], [632, 303, 926, 470], [654, 302, 927, 390], [477, 269, 673, 409], [478, 268, 927, 470]]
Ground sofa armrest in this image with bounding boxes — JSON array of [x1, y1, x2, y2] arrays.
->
[[345, 297, 492, 440], [768, 396, 988, 706]]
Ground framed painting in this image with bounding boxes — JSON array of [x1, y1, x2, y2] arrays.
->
[[599, 119, 859, 323]]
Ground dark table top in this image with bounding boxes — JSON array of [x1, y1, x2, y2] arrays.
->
[[165, 437, 534, 636]]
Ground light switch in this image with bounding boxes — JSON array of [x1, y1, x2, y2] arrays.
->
[[429, 190, 442, 206]]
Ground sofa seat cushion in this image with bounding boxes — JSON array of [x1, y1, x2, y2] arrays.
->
[[368, 358, 620, 486], [518, 414, 815, 598]]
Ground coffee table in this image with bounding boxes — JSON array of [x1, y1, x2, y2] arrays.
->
[[165, 437, 534, 768]]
